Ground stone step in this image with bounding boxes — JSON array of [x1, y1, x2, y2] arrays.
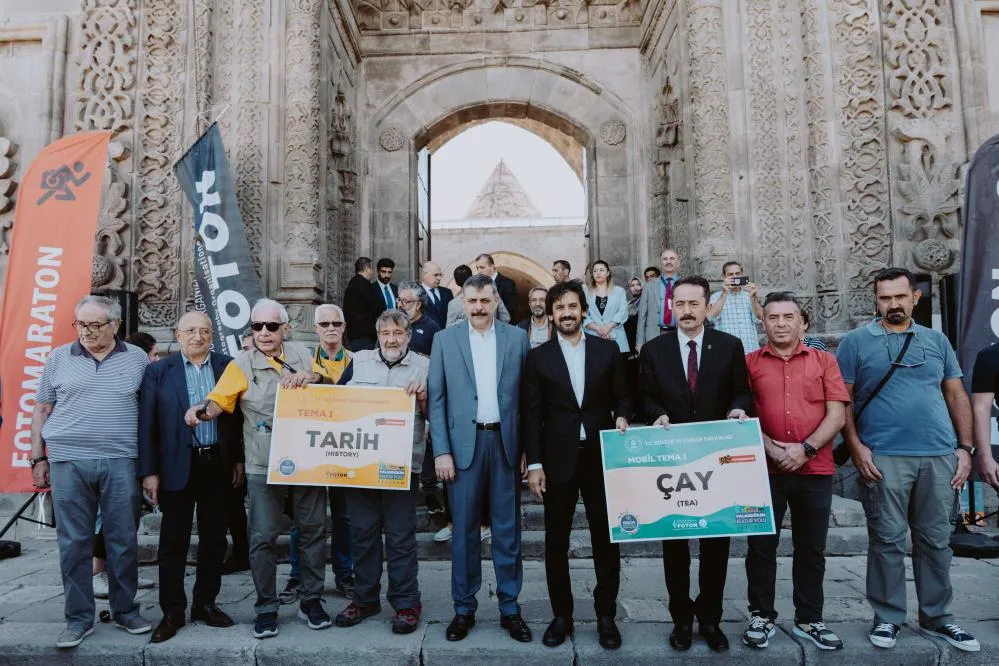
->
[[136, 525, 871, 565]]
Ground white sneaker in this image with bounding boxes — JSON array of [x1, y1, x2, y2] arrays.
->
[[93, 572, 109, 599], [434, 526, 452, 542], [869, 622, 899, 649], [137, 576, 155, 590], [927, 623, 981, 652], [480, 526, 492, 542]]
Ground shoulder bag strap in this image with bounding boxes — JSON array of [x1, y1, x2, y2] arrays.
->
[[853, 331, 913, 421]]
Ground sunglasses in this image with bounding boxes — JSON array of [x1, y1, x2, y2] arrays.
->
[[316, 321, 345, 329], [250, 321, 283, 332]]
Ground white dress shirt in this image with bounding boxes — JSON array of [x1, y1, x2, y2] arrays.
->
[[468, 321, 501, 423], [557, 333, 587, 439], [422, 282, 440, 305], [677, 326, 705, 369]]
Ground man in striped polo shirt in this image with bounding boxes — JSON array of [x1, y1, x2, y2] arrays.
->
[[29, 295, 153, 649]]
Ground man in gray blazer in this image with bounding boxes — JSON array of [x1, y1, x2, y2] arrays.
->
[[636, 248, 681, 350], [428, 274, 532, 644]]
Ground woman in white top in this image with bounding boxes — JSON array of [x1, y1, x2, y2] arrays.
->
[[583, 260, 630, 353]]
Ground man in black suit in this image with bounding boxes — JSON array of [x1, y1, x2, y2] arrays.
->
[[475, 253, 518, 318], [420, 261, 453, 329], [138, 311, 244, 643], [373, 257, 399, 311], [524, 280, 632, 650], [639, 275, 752, 653], [343, 257, 383, 351]]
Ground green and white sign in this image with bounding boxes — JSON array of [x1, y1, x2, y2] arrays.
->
[[600, 419, 775, 543]]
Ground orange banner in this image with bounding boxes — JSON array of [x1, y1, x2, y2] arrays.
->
[[0, 131, 111, 493]]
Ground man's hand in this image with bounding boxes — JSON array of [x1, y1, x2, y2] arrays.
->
[[232, 463, 245, 488], [728, 409, 749, 422], [977, 453, 999, 490], [616, 417, 629, 433], [778, 444, 807, 472], [746, 282, 759, 298], [850, 442, 883, 482], [281, 371, 321, 389], [766, 440, 788, 465], [952, 449, 973, 490], [722, 278, 734, 293], [142, 474, 159, 506], [436, 453, 456, 483], [31, 460, 50, 490], [404, 381, 427, 402], [528, 468, 546, 499], [653, 414, 671, 429]]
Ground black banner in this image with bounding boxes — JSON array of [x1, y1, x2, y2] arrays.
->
[[174, 123, 263, 356], [957, 133, 999, 381]]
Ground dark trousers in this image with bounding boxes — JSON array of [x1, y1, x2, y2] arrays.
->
[[328, 487, 353, 583], [227, 482, 248, 562], [663, 536, 730, 625], [345, 483, 420, 611], [158, 450, 229, 618], [746, 474, 832, 623], [544, 441, 620, 619]]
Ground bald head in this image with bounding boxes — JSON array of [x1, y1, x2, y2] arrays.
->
[[175, 311, 213, 360], [421, 261, 443, 289]]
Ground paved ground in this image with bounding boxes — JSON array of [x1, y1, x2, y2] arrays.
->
[[2, 528, 999, 664]]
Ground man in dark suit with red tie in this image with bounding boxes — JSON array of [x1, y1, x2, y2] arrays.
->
[[522, 280, 632, 650], [639, 275, 752, 652]]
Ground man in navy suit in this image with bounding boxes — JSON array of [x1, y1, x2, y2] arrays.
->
[[373, 257, 399, 311], [428, 274, 532, 643], [420, 261, 453, 329], [138, 311, 244, 643]]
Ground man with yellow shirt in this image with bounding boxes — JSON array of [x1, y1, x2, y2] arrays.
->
[[184, 298, 331, 640]]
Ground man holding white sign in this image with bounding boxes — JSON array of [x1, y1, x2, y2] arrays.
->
[[743, 292, 849, 651], [638, 275, 752, 652]]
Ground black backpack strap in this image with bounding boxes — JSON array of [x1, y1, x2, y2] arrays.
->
[[854, 331, 913, 421]]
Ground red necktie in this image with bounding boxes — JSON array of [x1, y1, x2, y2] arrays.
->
[[663, 278, 673, 326], [686, 339, 698, 393]]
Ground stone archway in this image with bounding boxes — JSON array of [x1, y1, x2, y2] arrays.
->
[[364, 57, 645, 284]]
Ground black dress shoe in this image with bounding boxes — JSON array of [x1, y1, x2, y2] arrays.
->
[[150, 615, 184, 643], [501, 613, 533, 642], [191, 603, 234, 628], [597, 616, 622, 649], [699, 623, 730, 652], [445, 614, 475, 641], [542, 617, 573, 647], [220, 558, 250, 575], [669, 622, 693, 651]]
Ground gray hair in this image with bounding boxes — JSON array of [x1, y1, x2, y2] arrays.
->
[[314, 303, 344, 323], [75, 295, 121, 321], [251, 298, 289, 323], [461, 273, 498, 297], [376, 309, 412, 334], [398, 281, 427, 309]]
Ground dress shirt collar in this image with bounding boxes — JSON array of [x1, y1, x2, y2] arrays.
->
[[556, 331, 586, 350], [760, 341, 810, 359], [377, 347, 410, 369], [421, 283, 437, 294], [181, 351, 211, 368], [677, 326, 705, 349], [468, 319, 496, 339]]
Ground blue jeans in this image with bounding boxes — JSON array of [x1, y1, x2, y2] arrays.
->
[[287, 488, 353, 584], [50, 458, 141, 629]]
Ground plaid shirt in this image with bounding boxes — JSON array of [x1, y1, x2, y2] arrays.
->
[[709, 290, 760, 353]]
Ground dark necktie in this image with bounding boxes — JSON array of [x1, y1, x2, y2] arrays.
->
[[663, 278, 673, 326], [686, 339, 698, 393], [429, 288, 437, 305], [383, 284, 394, 308]]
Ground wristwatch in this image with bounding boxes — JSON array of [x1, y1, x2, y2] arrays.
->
[[802, 442, 818, 459], [957, 444, 976, 457], [29, 455, 48, 468]]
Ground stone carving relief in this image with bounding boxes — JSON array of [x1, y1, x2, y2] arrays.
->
[[351, 0, 643, 32], [599, 119, 626, 145], [135, 0, 185, 327], [380, 126, 406, 151], [92, 173, 129, 290], [651, 56, 687, 261], [882, 0, 961, 276], [830, 0, 891, 322], [0, 135, 17, 256]]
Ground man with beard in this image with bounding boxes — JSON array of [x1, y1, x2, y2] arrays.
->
[[334, 309, 429, 635], [374, 258, 399, 310], [519, 286, 553, 348], [639, 275, 752, 652], [397, 282, 440, 356], [837, 268, 979, 652], [523, 280, 631, 650], [429, 274, 533, 643], [551, 260, 572, 284]]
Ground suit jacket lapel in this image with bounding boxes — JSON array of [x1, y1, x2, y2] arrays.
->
[[547, 340, 576, 407], [580, 338, 596, 409], [495, 322, 509, 386], [663, 332, 692, 403], [454, 321, 476, 385], [171, 354, 190, 409], [696, 329, 720, 403]]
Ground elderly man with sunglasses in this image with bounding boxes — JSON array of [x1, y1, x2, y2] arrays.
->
[[837, 268, 978, 653], [29, 295, 153, 648], [185, 298, 332, 639]]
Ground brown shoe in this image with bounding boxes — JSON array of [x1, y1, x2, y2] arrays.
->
[[191, 603, 234, 628], [150, 615, 184, 643], [334, 601, 381, 627], [392, 604, 422, 634]]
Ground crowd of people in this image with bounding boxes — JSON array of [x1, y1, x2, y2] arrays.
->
[[23, 248, 999, 657]]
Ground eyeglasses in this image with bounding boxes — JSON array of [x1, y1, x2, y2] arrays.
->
[[177, 327, 212, 337], [884, 330, 926, 368], [73, 320, 113, 333], [250, 321, 283, 332], [316, 321, 345, 329], [396, 298, 418, 307]]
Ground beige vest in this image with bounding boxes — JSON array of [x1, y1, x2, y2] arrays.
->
[[234, 342, 314, 475]]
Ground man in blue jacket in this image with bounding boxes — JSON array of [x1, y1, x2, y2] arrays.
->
[[138, 311, 244, 643]]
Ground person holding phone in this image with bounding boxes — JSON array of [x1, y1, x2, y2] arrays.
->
[[707, 261, 763, 353]]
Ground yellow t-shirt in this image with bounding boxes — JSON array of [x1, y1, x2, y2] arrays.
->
[[312, 346, 352, 384], [207, 354, 285, 413]]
